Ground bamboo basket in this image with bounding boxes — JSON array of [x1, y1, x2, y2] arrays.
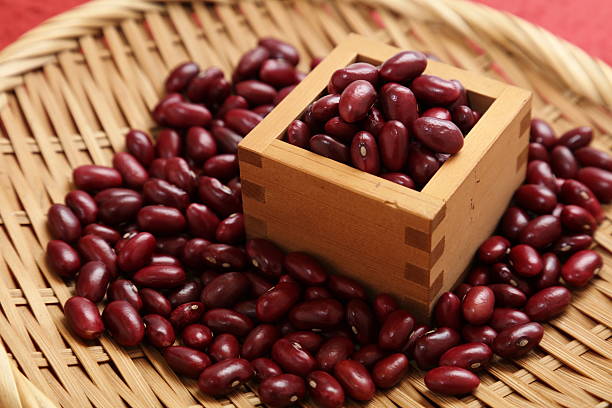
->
[[0, 0, 610, 407]]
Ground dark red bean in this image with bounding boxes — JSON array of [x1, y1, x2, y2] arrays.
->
[[525, 286, 571, 322], [137, 205, 186, 235], [143, 314, 175, 348], [310, 94, 340, 123], [490, 263, 531, 295], [422, 107, 452, 120], [241, 324, 280, 360], [75, 261, 110, 302], [327, 275, 366, 301], [65, 190, 98, 225], [519, 215, 562, 249], [378, 310, 415, 351], [577, 167, 612, 203], [154, 129, 181, 159], [165, 62, 199, 92], [112, 152, 148, 189], [380, 83, 418, 127], [381, 172, 415, 188], [551, 145, 579, 179], [462, 286, 495, 325], [515, 184, 557, 214], [198, 176, 241, 217], [234, 80, 276, 106], [259, 38, 299, 66], [116, 232, 155, 273], [97, 190, 143, 226], [330, 62, 379, 93], [425, 366, 480, 395], [454, 283, 472, 300], [289, 299, 344, 331], [155, 236, 187, 257], [534, 253, 561, 290], [182, 323, 213, 350], [163, 102, 212, 128], [406, 145, 440, 185], [150, 254, 181, 267], [286, 119, 311, 148], [142, 178, 189, 210], [47, 240, 81, 278], [271, 338, 317, 376], [141, 288, 171, 316], [259, 58, 298, 87], [108, 279, 142, 310], [243, 272, 273, 298], [371, 353, 410, 389], [164, 346, 211, 378], [198, 358, 253, 396], [530, 119, 557, 148], [489, 308, 530, 332], [574, 146, 612, 171], [201, 244, 247, 270], [203, 308, 253, 336], [558, 126, 592, 150], [462, 325, 497, 345], [338, 80, 376, 123], [259, 374, 306, 408], [364, 106, 385, 136], [133, 265, 186, 288], [126, 129, 154, 167], [170, 301, 204, 329], [465, 265, 489, 286], [488, 284, 526, 308], [350, 131, 380, 174], [439, 342, 492, 371], [379, 51, 427, 82], [478, 236, 510, 264], [307, 370, 345, 408], [215, 213, 245, 244], [529, 143, 550, 162], [185, 127, 216, 162], [102, 300, 144, 346], [153, 93, 185, 125], [164, 157, 196, 194], [411, 74, 461, 105], [316, 336, 354, 371], [373, 293, 399, 322], [560, 179, 604, 223], [304, 286, 333, 300], [274, 84, 296, 104], [352, 344, 387, 368], [211, 125, 243, 154], [168, 280, 202, 309], [73, 165, 122, 192], [434, 292, 463, 330], [414, 327, 461, 370], [561, 205, 597, 233], [256, 282, 301, 323], [203, 154, 238, 181], [553, 233, 592, 254], [246, 238, 284, 278], [78, 234, 117, 277], [309, 134, 350, 163], [82, 224, 120, 245], [401, 324, 429, 358], [186, 67, 224, 102], [378, 120, 409, 171], [184, 203, 219, 240], [333, 360, 375, 401], [201, 272, 250, 309], [236, 46, 270, 79], [345, 299, 376, 345], [283, 331, 323, 353], [209, 333, 240, 362], [500, 207, 530, 241], [48, 204, 81, 243], [508, 244, 543, 277], [561, 249, 602, 287], [526, 160, 557, 192], [64, 296, 104, 340], [492, 322, 543, 359], [451, 105, 477, 134]]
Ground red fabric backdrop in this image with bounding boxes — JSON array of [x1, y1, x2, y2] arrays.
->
[[0, 0, 610, 65]]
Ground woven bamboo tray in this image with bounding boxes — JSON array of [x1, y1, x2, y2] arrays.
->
[[0, 0, 610, 407]]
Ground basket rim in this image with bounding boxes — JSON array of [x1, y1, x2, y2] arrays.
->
[[0, 0, 610, 109]]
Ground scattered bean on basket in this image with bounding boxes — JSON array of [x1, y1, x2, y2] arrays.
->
[[45, 36, 610, 404]]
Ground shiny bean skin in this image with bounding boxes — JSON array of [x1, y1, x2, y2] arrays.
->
[[561, 205, 597, 233], [168, 280, 203, 308], [488, 284, 526, 308], [422, 107, 452, 120], [133, 265, 186, 288], [274, 85, 296, 105], [97, 191, 143, 226], [156, 236, 188, 257], [530, 118, 557, 148], [198, 176, 241, 217], [64, 296, 105, 340], [186, 67, 225, 103], [558, 126, 592, 150], [182, 324, 214, 350], [500, 207, 530, 241], [574, 146, 612, 171], [126, 129, 154, 166], [373, 293, 399, 322], [246, 238, 285, 278], [462, 286, 495, 325], [529, 143, 550, 162], [211, 125, 243, 154], [185, 127, 216, 162], [371, 353, 410, 389], [224, 108, 262, 136], [551, 145, 579, 179], [406, 145, 440, 185], [345, 299, 376, 345], [73, 165, 122, 191], [533, 253, 560, 290], [203, 154, 238, 181], [327, 275, 366, 300], [165, 61, 199, 93], [478, 236, 510, 264], [492, 322, 543, 359], [256, 282, 301, 322], [112, 152, 148, 189], [47, 240, 81, 278], [553, 234, 592, 254], [102, 300, 144, 347], [364, 106, 385, 136], [519, 215, 562, 249], [260, 59, 298, 88], [156, 129, 182, 159], [330, 62, 379, 93], [286, 119, 311, 148], [577, 167, 612, 203], [48, 204, 81, 243], [78, 234, 117, 277], [352, 344, 387, 369], [137, 205, 186, 235], [149, 158, 169, 179], [259, 374, 306, 408], [461, 325, 497, 346], [411, 74, 461, 105], [141, 288, 171, 316], [309, 134, 350, 163], [170, 302, 205, 329], [424, 367, 480, 395], [338, 80, 376, 123], [490, 263, 531, 295], [378, 310, 415, 351], [164, 346, 211, 378], [252, 358, 283, 381], [236, 46, 270, 79], [258, 38, 299, 66], [289, 299, 344, 331], [201, 272, 250, 308], [186, 203, 219, 239], [241, 324, 280, 360], [151, 253, 182, 267], [203, 309, 253, 336], [525, 286, 571, 322], [202, 244, 247, 270], [164, 157, 196, 193], [413, 327, 461, 370], [526, 160, 557, 192], [235, 80, 276, 106], [413, 117, 464, 154], [244, 272, 273, 298], [350, 131, 381, 174], [198, 358, 253, 396], [379, 51, 427, 82], [451, 105, 477, 134], [311, 94, 341, 123], [283, 331, 324, 353], [75, 261, 110, 302], [379, 120, 409, 171], [153, 93, 185, 125], [65, 190, 98, 225], [454, 284, 472, 300], [401, 324, 429, 358], [380, 83, 418, 127], [271, 338, 317, 377], [434, 292, 463, 330], [560, 179, 604, 223], [215, 213, 245, 244], [279, 253, 325, 285], [489, 308, 530, 332], [209, 333, 240, 362], [333, 360, 375, 401], [108, 279, 142, 310], [307, 370, 345, 408], [117, 232, 155, 273], [316, 336, 354, 371], [465, 265, 490, 286], [439, 342, 492, 371], [381, 172, 416, 188], [163, 102, 212, 128], [508, 244, 543, 277], [143, 314, 175, 348], [561, 249, 602, 287], [82, 224, 120, 245]]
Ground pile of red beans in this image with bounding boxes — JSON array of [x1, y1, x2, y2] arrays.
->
[[285, 51, 480, 189], [45, 37, 611, 407]]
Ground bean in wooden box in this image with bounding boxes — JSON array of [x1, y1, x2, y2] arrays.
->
[[238, 34, 532, 321]]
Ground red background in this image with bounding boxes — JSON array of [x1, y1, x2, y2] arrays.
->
[[0, 0, 611, 65]]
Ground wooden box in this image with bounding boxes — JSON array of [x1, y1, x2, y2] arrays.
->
[[238, 34, 532, 320]]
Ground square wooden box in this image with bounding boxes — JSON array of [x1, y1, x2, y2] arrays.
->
[[238, 34, 532, 321]]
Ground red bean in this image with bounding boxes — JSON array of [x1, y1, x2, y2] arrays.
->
[[47, 240, 81, 278], [153, 93, 185, 125], [309, 134, 350, 163], [203, 308, 253, 336], [327, 275, 366, 300], [183, 204, 219, 240], [477, 236, 510, 264], [338, 80, 376, 123], [198, 358, 253, 396], [379, 51, 427, 82], [329, 63, 378, 93], [181, 324, 212, 350], [168, 280, 202, 310], [242, 273, 272, 299], [465, 265, 489, 286], [500, 207, 530, 241], [577, 167, 612, 203], [414, 327, 461, 370], [75, 261, 110, 302], [137, 205, 185, 235], [454, 283, 472, 300], [201, 272, 250, 309], [554, 234, 593, 254], [350, 131, 380, 174], [259, 374, 306, 408], [529, 143, 550, 162], [560, 179, 604, 222], [163, 102, 212, 128], [64, 296, 105, 340], [488, 284, 526, 308], [526, 161, 557, 193], [239, 324, 279, 360], [490, 263, 531, 295], [551, 145, 579, 179], [514, 184, 557, 214], [373, 293, 399, 322], [214, 213, 244, 244], [400, 324, 428, 358], [133, 265, 186, 288], [108, 279, 142, 310], [283, 331, 324, 353], [508, 244, 543, 277], [311, 94, 340, 123], [165, 62, 199, 92], [203, 154, 238, 181], [259, 38, 299, 66], [82, 224, 120, 245], [186, 67, 224, 101], [164, 158, 196, 194], [274, 84, 296, 105], [380, 83, 418, 127], [530, 119, 557, 147], [372, 353, 410, 388], [163, 346, 211, 378], [462, 325, 497, 345], [126, 129, 154, 167], [259, 58, 298, 87], [425, 366, 480, 395], [78, 234, 117, 277], [65, 190, 98, 226], [558, 126, 592, 150], [489, 308, 530, 332], [561, 205, 597, 233], [316, 336, 354, 371], [155, 236, 188, 257], [377, 120, 409, 171], [574, 146, 612, 171], [352, 344, 387, 369], [150, 254, 181, 267], [256, 282, 301, 322], [170, 301, 204, 329], [73, 165, 122, 192], [246, 238, 285, 278], [519, 215, 562, 249], [344, 299, 375, 345], [364, 106, 385, 136], [561, 249, 602, 287], [434, 292, 463, 330], [252, 358, 283, 381], [285, 119, 311, 148], [406, 145, 440, 185], [439, 342, 492, 371], [116, 232, 154, 273], [48, 204, 81, 243], [236, 46, 270, 79], [492, 322, 543, 359], [143, 314, 175, 348], [208, 333, 240, 362], [289, 299, 344, 331], [451, 105, 477, 134], [198, 176, 241, 217], [378, 310, 415, 351], [422, 107, 452, 120], [525, 286, 571, 322], [141, 288, 171, 316], [271, 338, 317, 376], [211, 125, 243, 154], [97, 191, 143, 226], [142, 178, 188, 210], [201, 244, 247, 270], [333, 360, 375, 401], [102, 300, 144, 347], [462, 286, 495, 325], [234, 80, 276, 106], [111, 152, 147, 189], [307, 370, 345, 408], [411, 74, 461, 105], [381, 173, 416, 188]]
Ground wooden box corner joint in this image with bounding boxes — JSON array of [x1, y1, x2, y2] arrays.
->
[[238, 34, 532, 321]]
